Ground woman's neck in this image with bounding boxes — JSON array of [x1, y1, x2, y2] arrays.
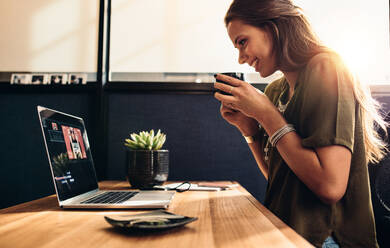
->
[[282, 70, 299, 100]]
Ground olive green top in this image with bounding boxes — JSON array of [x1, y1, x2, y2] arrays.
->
[[261, 53, 378, 247]]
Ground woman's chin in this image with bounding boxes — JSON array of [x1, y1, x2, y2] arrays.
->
[[258, 71, 269, 78], [258, 69, 276, 78]]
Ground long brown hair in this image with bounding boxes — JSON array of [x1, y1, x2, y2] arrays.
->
[[225, 0, 388, 163]]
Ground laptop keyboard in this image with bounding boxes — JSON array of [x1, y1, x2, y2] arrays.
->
[[81, 191, 138, 204]]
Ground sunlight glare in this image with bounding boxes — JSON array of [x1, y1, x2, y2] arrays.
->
[[332, 41, 374, 85]]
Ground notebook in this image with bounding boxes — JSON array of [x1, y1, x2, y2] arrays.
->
[[37, 106, 174, 209]]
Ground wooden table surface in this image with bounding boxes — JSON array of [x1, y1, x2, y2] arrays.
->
[[0, 181, 313, 248]]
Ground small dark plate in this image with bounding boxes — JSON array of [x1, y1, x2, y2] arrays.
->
[[104, 211, 198, 231]]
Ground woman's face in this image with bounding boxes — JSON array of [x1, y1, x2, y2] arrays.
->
[[227, 19, 277, 77]]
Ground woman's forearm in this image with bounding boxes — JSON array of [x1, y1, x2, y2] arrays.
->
[[247, 140, 269, 180]]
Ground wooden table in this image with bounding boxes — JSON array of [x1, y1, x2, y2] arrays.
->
[[0, 181, 313, 248]]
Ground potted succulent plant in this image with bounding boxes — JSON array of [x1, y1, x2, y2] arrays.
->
[[124, 129, 169, 189]]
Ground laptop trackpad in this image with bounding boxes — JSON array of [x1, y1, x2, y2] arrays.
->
[[131, 191, 175, 201]]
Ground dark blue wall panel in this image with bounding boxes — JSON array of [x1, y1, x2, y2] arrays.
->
[[0, 92, 94, 209], [2, 88, 389, 209], [106, 93, 267, 203]]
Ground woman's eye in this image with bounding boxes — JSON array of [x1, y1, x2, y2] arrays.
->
[[238, 39, 247, 47]]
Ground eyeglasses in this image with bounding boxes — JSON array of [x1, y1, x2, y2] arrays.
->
[[164, 182, 191, 192]]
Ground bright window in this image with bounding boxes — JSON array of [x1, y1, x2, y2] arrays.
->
[[110, 0, 390, 84], [0, 0, 99, 72]]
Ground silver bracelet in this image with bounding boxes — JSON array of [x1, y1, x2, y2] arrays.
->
[[269, 124, 295, 147]]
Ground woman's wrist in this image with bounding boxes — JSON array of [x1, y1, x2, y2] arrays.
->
[[254, 108, 286, 136], [242, 131, 261, 144], [238, 119, 259, 137], [238, 119, 261, 144]]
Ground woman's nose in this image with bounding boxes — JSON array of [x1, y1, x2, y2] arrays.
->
[[238, 52, 247, 65]]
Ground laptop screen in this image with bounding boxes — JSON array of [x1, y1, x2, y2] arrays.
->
[[38, 107, 98, 202]]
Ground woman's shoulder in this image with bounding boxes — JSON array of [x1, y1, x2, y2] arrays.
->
[[297, 51, 356, 108], [300, 51, 350, 88], [305, 51, 346, 76]]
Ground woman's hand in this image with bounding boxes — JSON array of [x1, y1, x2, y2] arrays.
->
[[219, 103, 259, 136], [214, 74, 278, 124]]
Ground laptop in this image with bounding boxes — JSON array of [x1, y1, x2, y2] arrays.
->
[[37, 106, 175, 209]]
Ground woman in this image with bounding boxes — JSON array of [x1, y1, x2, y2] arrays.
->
[[213, 0, 387, 247]]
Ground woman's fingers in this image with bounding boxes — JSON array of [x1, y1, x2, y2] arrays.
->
[[213, 73, 244, 95], [214, 73, 242, 87], [220, 103, 236, 113], [214, 91, 236, 103], [220, 104, 240, 123], [214, 82, 236, 95]]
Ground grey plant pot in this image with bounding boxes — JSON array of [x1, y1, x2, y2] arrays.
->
[[125, 149, 169, 189]]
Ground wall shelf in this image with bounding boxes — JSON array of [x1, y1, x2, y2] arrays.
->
[[0, 83, 98, 93]]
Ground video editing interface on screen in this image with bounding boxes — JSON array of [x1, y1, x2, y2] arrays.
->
[[41, 112, 98, 201]]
